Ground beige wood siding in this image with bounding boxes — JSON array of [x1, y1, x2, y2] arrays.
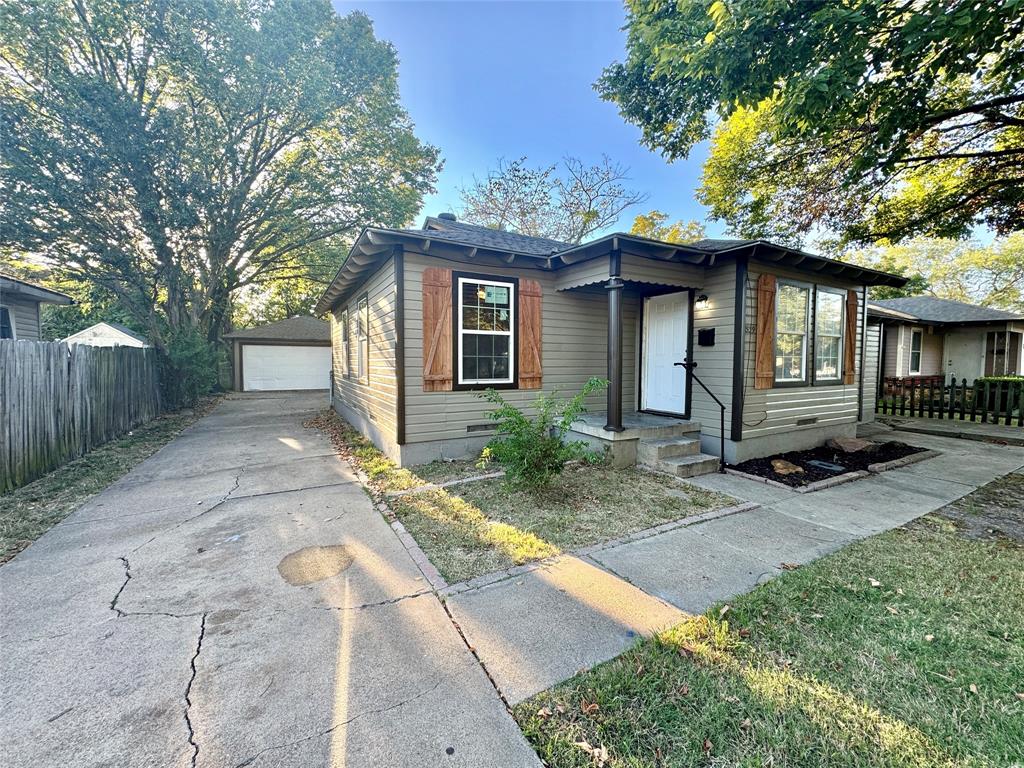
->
[[403, 251, 636, 444], [861, 322, 881, 421], [620, 255, 704, 289], [689, 262, 735, 439], [330, 257, 398, 440], [740, 264, 864, 441], [2, 295, 41, 341]]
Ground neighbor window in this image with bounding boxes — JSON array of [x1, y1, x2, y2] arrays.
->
[[339, 309, 349, 378], [814, 290, 844, 381], [356, 297, 368, 382], [457, 276, 514, 385], [0, 307, 13, 340], [909, 328, 923, 374], [775, 282, 809, 383]]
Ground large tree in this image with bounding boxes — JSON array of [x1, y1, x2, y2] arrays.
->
[[458, 156, 648, 243], [599, 0, 1024, 245], [0, 0, 439, 348], [630, 210, 705, 244]]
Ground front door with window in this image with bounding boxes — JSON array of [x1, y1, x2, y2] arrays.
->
[[642, 292, 689, 414]]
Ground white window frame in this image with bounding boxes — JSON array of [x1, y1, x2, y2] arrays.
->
[[774, 280, 810, 384], [356, 297, 368, 383], [0, 305, 15, 340], [339, 308, 349, 378], [456, 276, 515, 386], [813, 288, 845, 383], [909, 327, 923, 375]]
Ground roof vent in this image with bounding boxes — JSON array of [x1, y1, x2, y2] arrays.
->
[[437, 212, 457, 221]]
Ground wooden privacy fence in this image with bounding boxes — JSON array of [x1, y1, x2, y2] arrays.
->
[[1, 340, 161, 491], [876, 375, 1024, 427]]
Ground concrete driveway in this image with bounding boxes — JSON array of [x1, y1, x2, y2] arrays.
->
[[0, 393, 539, 768]]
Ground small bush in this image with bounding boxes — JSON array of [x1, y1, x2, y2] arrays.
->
[[477, 377, 608, 488], [158, 328, 219, 410]]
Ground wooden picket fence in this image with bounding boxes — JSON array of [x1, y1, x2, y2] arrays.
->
[[1, 340, 162, 492], [876, 374, 1024, 427]]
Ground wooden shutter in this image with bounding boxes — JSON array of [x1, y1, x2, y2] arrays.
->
[[422, 267, 453, 391], [518, 279, 543, 389], [754, 273, 776, 389], [844, 289, 858, 384]]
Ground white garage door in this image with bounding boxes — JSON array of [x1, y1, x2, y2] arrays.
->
[[242, 344, 331, 391]]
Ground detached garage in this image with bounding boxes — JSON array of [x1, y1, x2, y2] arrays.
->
[[225, 316, 331, 391]]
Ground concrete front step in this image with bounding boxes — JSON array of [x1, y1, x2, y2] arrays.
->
[[637, 436, 701, 464], [650, 453, 722, 478]]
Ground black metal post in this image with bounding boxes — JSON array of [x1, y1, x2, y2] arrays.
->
[[604, 248, 624, 432], [675, 359, 726, 472]]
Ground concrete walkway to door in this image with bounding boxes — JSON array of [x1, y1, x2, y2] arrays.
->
[[0, 393, 539, 768]]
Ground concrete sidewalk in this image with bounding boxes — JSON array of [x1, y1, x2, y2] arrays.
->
[[444, 428, 1024, 705], [1, 393, 539, 768], [868, 414, 1024, 446]]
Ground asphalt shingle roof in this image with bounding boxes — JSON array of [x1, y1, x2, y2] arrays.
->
[[869, 296, 1023, 324], [416, 216, 572, 256], [224, 315, 330, 341]]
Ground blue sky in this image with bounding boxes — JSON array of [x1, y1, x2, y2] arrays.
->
[[332, 0, 722, 237]]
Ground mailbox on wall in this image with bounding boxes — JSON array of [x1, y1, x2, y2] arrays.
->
[[697, 328, 716, 347]]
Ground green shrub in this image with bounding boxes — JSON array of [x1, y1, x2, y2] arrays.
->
[[477, 377, 608, 488], [976, 375, 1024, 384], [158, 328, 219, 410]]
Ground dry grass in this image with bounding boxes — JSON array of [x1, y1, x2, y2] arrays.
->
[[391, 464, 734, 583], [0, 397, 219, 563]]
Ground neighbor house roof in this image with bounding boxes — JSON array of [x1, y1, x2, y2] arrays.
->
[[223, 315, 330, 342], [868, 297, 1024, 325], [63, 321, 149, 345], [0, 273, 74, 305], [315, 217, 908, 313]]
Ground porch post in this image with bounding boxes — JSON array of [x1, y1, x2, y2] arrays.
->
[[605, 246, 624, 432]]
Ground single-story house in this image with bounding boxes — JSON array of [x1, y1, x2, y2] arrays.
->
[[314, 214, 906, 474], [63, 321, 150, 348], [224, 316, 331, 392], [868, 297, 1024, 383], [0, 273, 73, 341]]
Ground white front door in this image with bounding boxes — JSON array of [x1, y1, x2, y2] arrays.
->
[[642, 292, 689, 414]]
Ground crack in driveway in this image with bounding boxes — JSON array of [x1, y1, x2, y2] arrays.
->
[[232, 680, 442, 768], [184, 614, 207, 768], [109, 557, 132, 617]]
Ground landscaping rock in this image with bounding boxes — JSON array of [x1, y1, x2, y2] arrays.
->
[[826, 437, 876, 453], [772, 459, 804, 475]]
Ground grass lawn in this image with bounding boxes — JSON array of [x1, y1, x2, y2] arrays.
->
[[514, 475, 1024, 767], [0, 397, 218, 563], [390, 464, 734, 584]]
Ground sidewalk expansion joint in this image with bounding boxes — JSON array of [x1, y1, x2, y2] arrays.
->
[[438, 597, 513, 713]]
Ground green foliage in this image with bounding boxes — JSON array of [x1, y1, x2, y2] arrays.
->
[[599, 0, 1024, 245], [1, 0, 439, 346], [158, 329, 219, 410], [477, 378, 608, 488], [630, 210, 705, 244]]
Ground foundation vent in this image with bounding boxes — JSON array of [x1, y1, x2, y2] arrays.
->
[[466, 423, 496, 433], [796, 417, 818, 426]]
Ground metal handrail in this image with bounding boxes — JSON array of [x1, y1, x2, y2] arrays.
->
[[674, 359, 726, 473]]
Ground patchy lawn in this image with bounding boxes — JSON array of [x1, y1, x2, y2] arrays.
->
[[411, 458, 494, 486], [391, 464, 734, 584], [514, 475, 1024, 767], [0, 397, 219, 563]]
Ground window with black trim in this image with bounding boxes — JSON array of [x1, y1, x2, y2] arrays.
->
[[814, 289, 844, 381], [457, 276, 514, 385], [909, 328, 923, 374], [0, 307, 13, 340], [775, 282, 809, 383]]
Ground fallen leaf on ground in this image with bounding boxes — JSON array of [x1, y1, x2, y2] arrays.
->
[[702, 738, 713, 756], [740, 718, 752, 730], [1015, 692, 1024, 700], [580, 700, 600, 715], [781, 562, 800, 570], [537, 707, 552, 719], [738, 627, 751, 638], [970, 684, 979, 694], [869, 578, 882, 588], [719, 604, 731, 618], [886, 605, 899, 615], [924, 634, 935, 642], [678, 683, 690, 696]]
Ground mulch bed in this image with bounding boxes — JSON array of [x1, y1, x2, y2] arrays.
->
[[729, 441, 926, 488]]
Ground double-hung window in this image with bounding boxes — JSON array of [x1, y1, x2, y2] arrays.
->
[[457, 276, 514, 386], [356, 297, 368, 382], [339, 309, 349, 378], [909, 328, 923, 375], [775, 282, 810, 383], [0, 307, 13, 340], [814, 289, 844, 382]]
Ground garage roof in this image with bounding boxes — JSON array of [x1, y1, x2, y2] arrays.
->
[[224, 316, 329, 342]]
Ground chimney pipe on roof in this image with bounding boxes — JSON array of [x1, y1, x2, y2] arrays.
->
[[437, 212, 457, 221]]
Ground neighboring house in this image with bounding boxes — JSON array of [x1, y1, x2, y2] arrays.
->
[[314, 214, 906, 472], [224, 316, 331, 392], [0, 273, 73, 341], [868, 297, 1024, 384], [63, 321, 150, 348]]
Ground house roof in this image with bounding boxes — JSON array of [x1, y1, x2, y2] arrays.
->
[[0, 273, 74, 305], [223, 315, 330, 342], [63, 322, 149, 344], [868, 296, 1024, 325], [314, 217, 908, 314]]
